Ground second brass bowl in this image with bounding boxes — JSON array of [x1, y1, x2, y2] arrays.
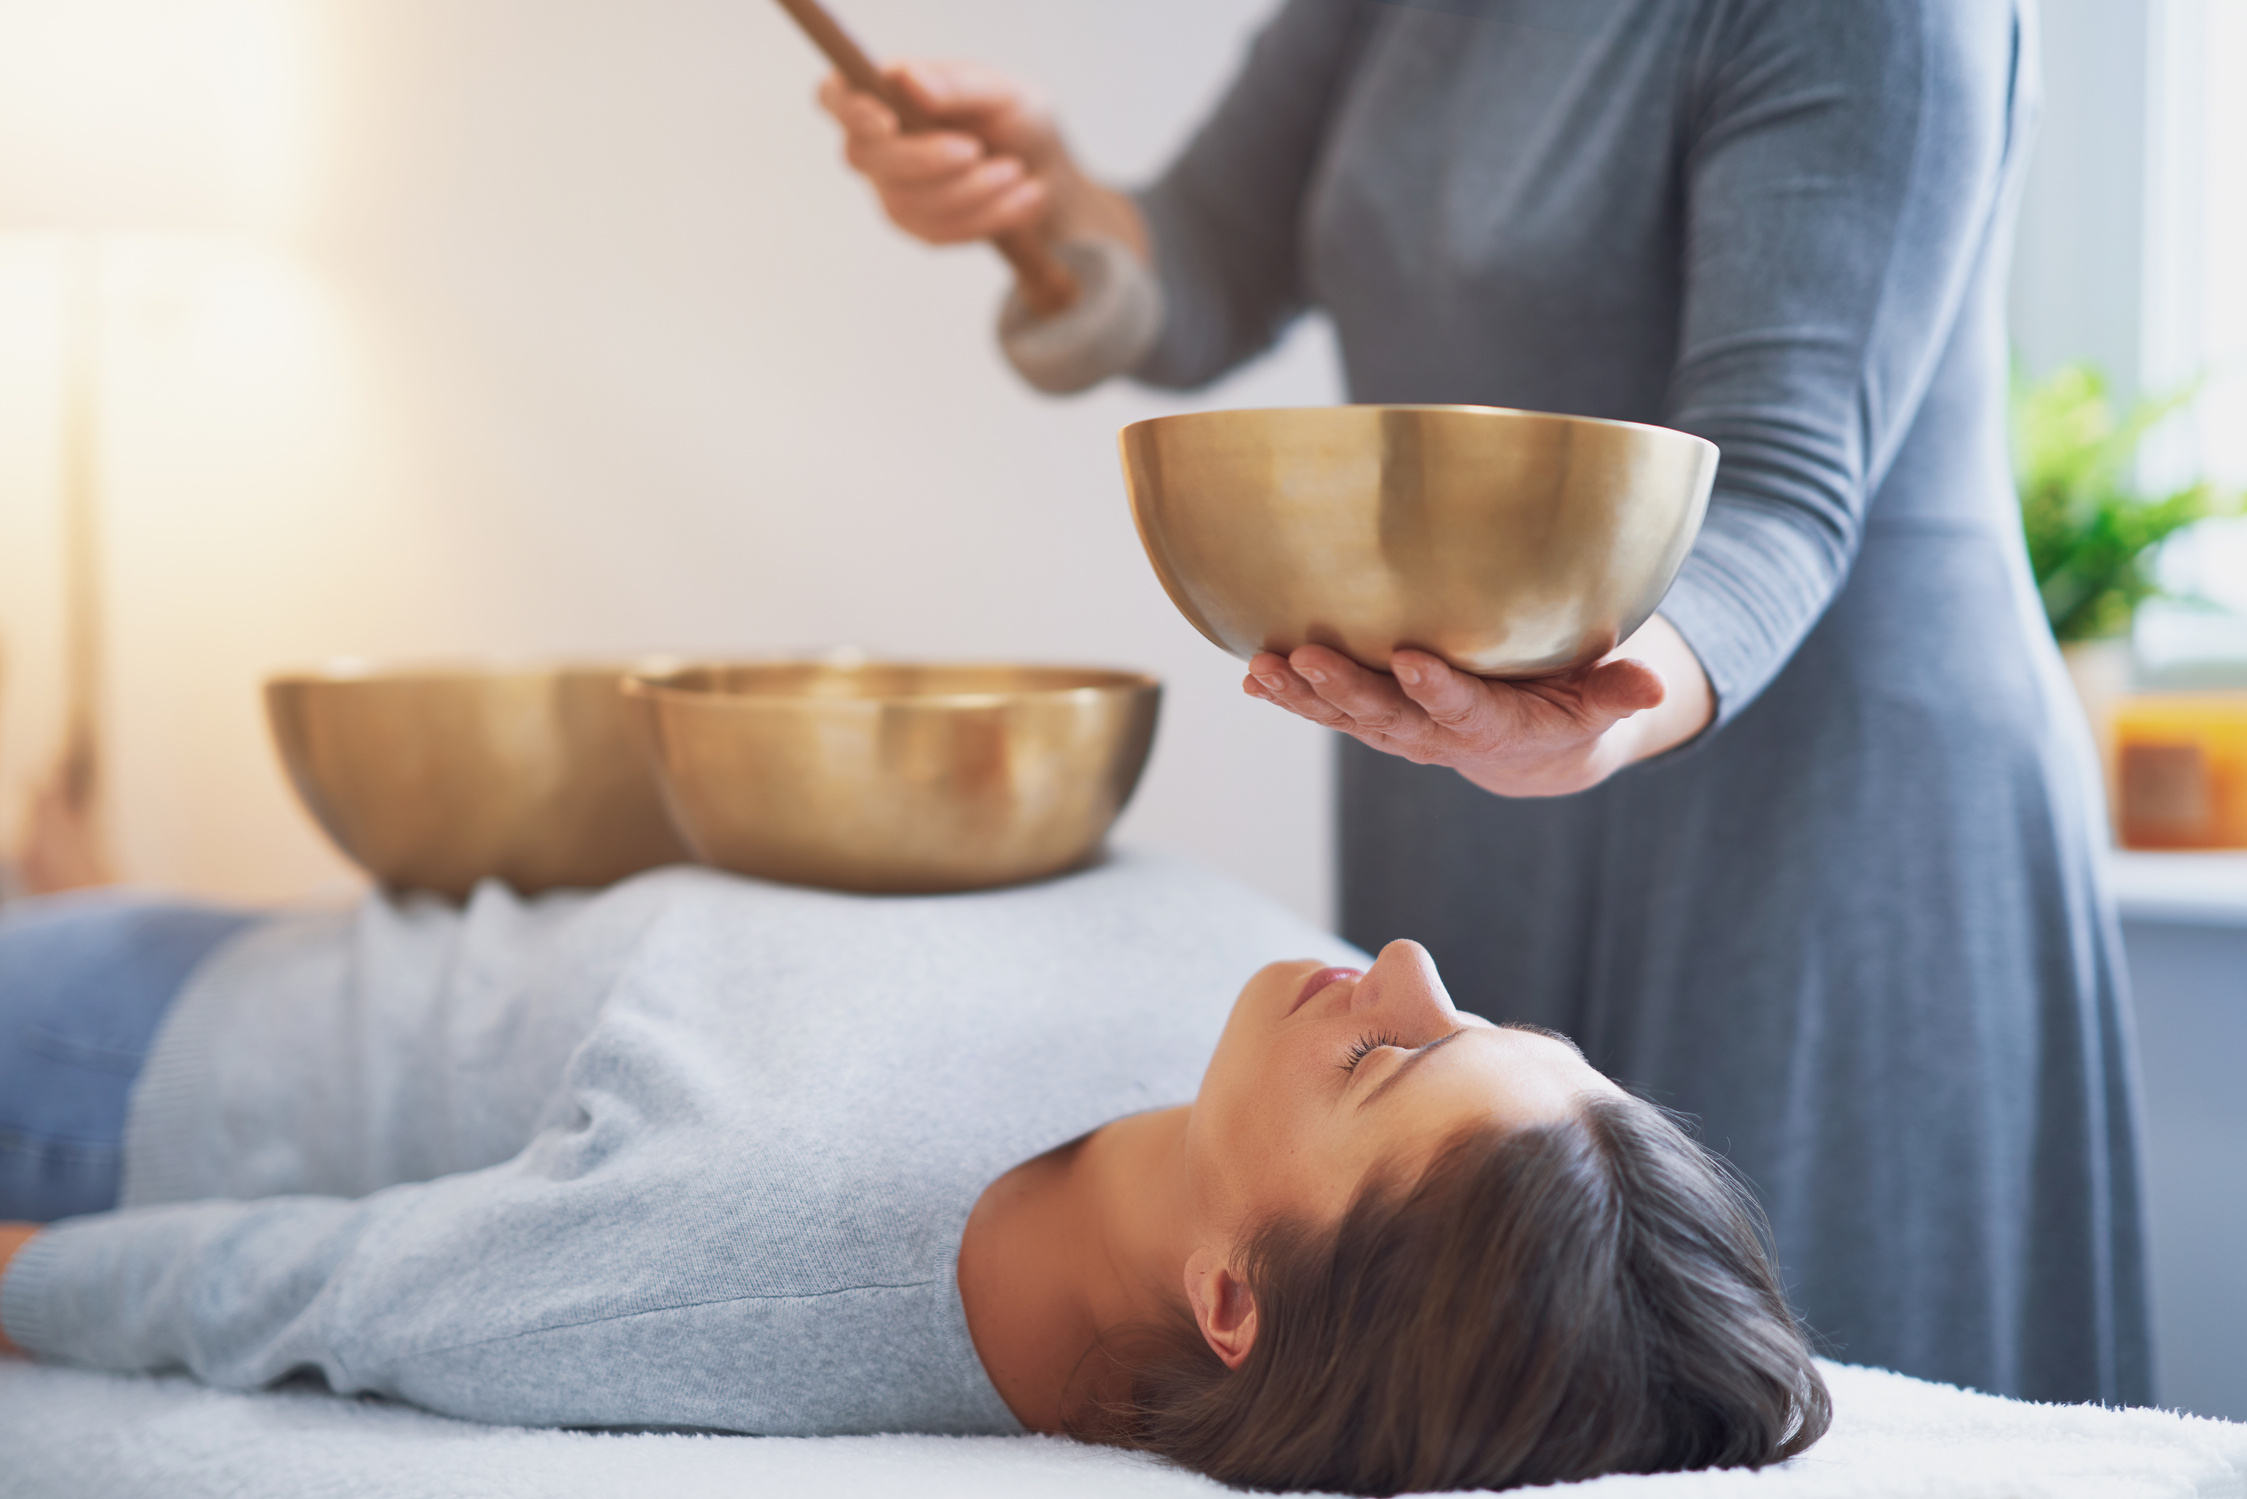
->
[[624, 660, 1161, 895], [266, 662, 691, 900], [1119, 404, 1718, 676]]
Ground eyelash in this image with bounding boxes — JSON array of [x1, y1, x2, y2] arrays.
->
[[1341, 1031, 1404, 1073]]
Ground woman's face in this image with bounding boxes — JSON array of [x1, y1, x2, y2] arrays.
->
[[1185, 940, 1621, 1242]]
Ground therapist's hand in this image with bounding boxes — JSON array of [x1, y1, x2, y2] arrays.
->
[[1244, 616, 1716, 798], [817, 60, 1148, 259]]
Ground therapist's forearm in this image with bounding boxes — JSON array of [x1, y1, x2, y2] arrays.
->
[[1612, 615, 1715, 765], [0, 1222, 39, 1356]]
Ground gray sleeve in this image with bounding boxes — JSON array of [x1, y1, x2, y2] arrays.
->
[[0, 1125, 632, 1417], [1, 887, 677, 1424], [1131, 0, 1373, 389], [1655, 0, 2027, 727]]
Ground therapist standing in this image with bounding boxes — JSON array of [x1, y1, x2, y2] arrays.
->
[[820, 0, 2148, 1405]]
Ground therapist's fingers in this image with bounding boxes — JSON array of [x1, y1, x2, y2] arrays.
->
[[886, 164, 1047, 243], [817, 63, 1059, 246], [1286, 646, 1464, 761], [940, 183, 1048, 242], [841, 125, 988, 188], [1244, 652, 1369, 735], [891, 61, 1062, 168], [1246, 648, 1451, 760], [1404, 651, 1664, 740], [817, 72, 891, 135], [1389, 651, 1517, 746], [1243, 654, 1413, 748]]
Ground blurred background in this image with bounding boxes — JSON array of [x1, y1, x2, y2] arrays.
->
[[0, 0, 2240, 917]]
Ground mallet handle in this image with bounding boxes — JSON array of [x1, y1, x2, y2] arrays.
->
[[773, 0, 1079, 317]]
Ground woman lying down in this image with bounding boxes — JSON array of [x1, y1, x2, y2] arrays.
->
[[0, 850, 1829, 1495]]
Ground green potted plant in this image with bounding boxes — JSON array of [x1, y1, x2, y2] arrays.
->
[[2014, 363, 2242, 727]]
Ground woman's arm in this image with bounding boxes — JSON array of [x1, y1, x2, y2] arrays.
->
[[0, 1223, 37, 1356], [1648, 0, 2027, 728], [0, 1140, 680, 1424]]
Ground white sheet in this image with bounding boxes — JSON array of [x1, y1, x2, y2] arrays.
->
[[2, 1359, 2242, 1498]]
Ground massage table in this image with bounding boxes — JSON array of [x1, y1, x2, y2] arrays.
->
[[3, 1358, 2241, 1497]]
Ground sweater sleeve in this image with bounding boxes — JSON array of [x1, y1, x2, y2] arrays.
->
[[0, 1120, 626, 1418], [1131, 0, 1373, 389], [1655, 0, 2028, 726]]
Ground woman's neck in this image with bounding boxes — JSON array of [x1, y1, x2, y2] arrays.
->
[[957, 1104, 1198, 1432]]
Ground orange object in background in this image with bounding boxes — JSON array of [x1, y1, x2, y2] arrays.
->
[[2112, 694, 2247, 849]]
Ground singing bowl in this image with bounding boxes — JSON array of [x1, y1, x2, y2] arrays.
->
[[265, 662, 691, 900], [1119, 405, 1719, 677], [623, 661, 1161, 895]]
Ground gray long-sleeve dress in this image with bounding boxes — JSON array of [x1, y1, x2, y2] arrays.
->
[[1130, 0, 2150, 1404]]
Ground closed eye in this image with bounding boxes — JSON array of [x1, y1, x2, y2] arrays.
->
[[1341, 1031, 1404, 1073], [1355, 1029, 1469, 1110]]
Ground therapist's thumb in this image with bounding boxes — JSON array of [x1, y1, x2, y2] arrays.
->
[[1577, 655, 1667, 720]]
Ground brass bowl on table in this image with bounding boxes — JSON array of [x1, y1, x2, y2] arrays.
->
[[1119, 405, 1719, 677], [624, 660, 1161, 895], [265, 662, 691, 900]]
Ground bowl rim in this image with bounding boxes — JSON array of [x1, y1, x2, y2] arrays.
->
[[1116, 402, 1720, 455], [621, 659, 1162, 710], [265, 656, 690, 690]]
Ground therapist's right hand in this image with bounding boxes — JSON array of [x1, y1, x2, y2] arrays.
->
[[818, 61, 1070, 246], [817, 62, 1149, 260]]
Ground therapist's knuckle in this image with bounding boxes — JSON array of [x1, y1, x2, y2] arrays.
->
[[1426, 695, 1481, 731], [1351, 698, 1410, 732], [1395, 736, 1449, 766]]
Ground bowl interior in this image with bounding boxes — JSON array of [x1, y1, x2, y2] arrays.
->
[[269, 657, 670, 687], [630, 661, 1156, 704]]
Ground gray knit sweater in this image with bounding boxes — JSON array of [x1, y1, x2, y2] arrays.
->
[[0, 851, 1359, 1435]]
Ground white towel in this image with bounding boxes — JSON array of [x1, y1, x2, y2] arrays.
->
[[1, 1359, 2242, 1498]]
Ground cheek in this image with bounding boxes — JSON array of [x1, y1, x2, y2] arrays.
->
[[1218, 1060, 1347, 1213]]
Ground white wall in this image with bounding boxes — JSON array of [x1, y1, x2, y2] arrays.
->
[[0, 0, 1345, 919], [2009, 0, 2153, 395]]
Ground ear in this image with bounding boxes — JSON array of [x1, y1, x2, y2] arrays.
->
[[1183, 1246, 1259, 1371]]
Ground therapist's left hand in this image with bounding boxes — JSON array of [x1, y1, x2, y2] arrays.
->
[[1244, 615, 1714, 798]]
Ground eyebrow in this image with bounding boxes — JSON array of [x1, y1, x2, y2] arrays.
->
[[1356, 1028, 1466, 1111], [1499, 1020, 1587, 1061]]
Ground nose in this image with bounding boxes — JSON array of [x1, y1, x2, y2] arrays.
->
[[1360, 939, 1457, 1024]]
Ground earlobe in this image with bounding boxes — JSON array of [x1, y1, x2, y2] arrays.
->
[[1183, 1247, 1259, 1371]]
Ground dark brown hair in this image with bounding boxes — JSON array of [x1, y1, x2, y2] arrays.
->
[[1081, 1094, 1830, 1495]]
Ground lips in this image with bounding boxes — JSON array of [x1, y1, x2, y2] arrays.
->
[[1290, 965, 1364, 1015]]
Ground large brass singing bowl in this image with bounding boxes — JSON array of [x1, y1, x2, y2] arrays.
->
[[624, 661, 1161, 895], [1119, 405, 1719, 677], [266, 663, 691, 900]]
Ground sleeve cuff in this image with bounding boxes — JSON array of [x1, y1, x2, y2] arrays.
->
[[995, 236, 1165, 394], [1, 1225, 70, 1360]]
